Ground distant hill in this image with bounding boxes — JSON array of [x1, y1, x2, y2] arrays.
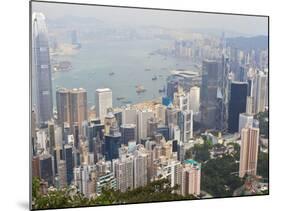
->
[[226, 35, 268, 50]]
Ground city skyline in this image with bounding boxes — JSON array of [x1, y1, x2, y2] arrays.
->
[[32, 1, 268, 36], [31, 2, 269, 210]]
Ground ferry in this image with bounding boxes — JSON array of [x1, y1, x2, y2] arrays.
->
[[122, 100, 132, 104], [136, 85, 146, 94], [109, 72, 115, 76], [53, 61, 72, 72], [116, 97, 125, 101], [152, 76, 157, 80]]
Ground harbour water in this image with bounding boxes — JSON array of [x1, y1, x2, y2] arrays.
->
[[52, 38, 197, 108]]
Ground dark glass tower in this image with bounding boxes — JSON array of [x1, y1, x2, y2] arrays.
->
[[200, 60, 221, 129], [200, 58, 229, 131], [105, 124, 121, 161], [120, 124, 136, 145], [228, 82, 248, 133], [64, 145, 74, 185], [32, 13, 53, 125], [39, 154, 53, 186]]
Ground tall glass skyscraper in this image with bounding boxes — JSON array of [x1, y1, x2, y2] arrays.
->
[[228, 82, 248, 133], [32, 13, 53, 125]]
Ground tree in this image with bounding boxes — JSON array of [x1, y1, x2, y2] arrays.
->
[[255, 111, 269, 138], [193, 140, 212, 162], [32, 178, 195, 210], [201, 155, 244, 197], [257, 151, 269, 179]]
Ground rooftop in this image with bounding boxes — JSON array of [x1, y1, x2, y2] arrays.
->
[[96, 88, 112, 92]]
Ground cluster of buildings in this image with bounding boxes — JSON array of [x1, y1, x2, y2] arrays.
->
[[172, 33, 268, 71], [31, 12, 268, 200]]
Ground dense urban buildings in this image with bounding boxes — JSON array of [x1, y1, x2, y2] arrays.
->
[[31, 5, 269, 210]]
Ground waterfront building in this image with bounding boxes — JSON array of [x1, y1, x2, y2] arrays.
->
[[95, 88, 112, 123]]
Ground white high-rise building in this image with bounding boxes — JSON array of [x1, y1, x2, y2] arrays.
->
[[137, 110, 154, 141], [95, 88, 112, 122], [246, 96, 254, 115], [238, 113, 254, 134], [173, 90, 190, 111], [173, 126, 181, 142], [113, 156, 134, 192], [178, 110, 193, 142], [133, 151, 148, 188], [170, 161, 183, 194], [189, 86, 200, 113], [253, 71, 268, 113], [122, 107, 137, 125], [155, 104, 166, 124], [58, 160, 67, 188]]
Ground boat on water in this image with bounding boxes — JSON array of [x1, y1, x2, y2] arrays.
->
[[136, 85, 146, 94], [145, 68, 151, 71], [116, 97, 125, 101], [53, 61, 72, 72], [122, 100, 132, 104], [152, 76, 157, 80], [109, 72, 115, 76]]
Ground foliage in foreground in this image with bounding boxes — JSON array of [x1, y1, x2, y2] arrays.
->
[[201, 155, 244, 197], [32, 178, 195, 210], [255, 111, 269, 138]]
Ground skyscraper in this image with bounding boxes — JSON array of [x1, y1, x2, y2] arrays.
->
[[48, 121, 55, 156], [167, 79, 178, 101], [228, 82, 248, 133], [200, 58, 229, 131], [95, 88, 112, 123], [173, 89, 190, 111], [133, 151, 148, 188], [69, 88, 88, 131], [178, 110, 193, 142], [56, 88, 71, 125], [57, 160, 67, 188], [122, 107, 137, 125], [238, 113, 254, 134], [239, 127, 260, 178], [189, 86, 200, 113], [113, 156, 134, 192], [120, 124, 136, 145], [200, 60, 221, 129], [137, 110, 154, 141], [39, 153, 54, 186], [147, 117, 158, 137], [64, 144, 74, 185], [253, 71, 268, 113], [32, 13, 53, 124], [155, 104, 166, 124], [105, 123, 122, 161], [56, 88, 88, 132]]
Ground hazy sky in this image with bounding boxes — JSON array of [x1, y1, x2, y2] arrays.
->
[[32, 1, 268, 36]]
